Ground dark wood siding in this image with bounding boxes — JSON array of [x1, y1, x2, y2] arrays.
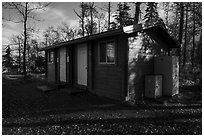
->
[[47, 50, 55, 82], [128, 58, 154, 100], [55, 49, 60, 82], [45, 51, 48, 78], [87, 41, 93, 92], [70, 46, 74, 85], [127, 36, 155, 101], [92, 35, 127, 100]]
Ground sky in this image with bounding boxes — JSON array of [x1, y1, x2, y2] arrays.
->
[[2, 2, 167, 49], [2, 3, 82, 46], [2, 2, 118, 47]]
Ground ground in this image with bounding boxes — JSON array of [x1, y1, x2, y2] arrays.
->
[[2, 74, 202, 135]]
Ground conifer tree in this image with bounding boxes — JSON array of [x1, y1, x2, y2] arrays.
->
[[143, 2, 160, 27], [113, 2, 133, 28], [3, 45, 13, 69]]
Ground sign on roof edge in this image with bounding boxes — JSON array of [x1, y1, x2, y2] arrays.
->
[[123, 24, 143, 34]]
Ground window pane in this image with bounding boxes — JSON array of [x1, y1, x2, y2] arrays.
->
[[48, 51, 51, 62], [106, 42, 115, 63], [99, 43, 106, 63], [50, 51, 54, 62]]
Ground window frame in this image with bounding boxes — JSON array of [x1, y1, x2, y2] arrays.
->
[[98, 40, 116, 65]]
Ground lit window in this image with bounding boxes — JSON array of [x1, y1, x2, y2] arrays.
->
[[48, 51, 54, 63], [99, 41, 115, 64]]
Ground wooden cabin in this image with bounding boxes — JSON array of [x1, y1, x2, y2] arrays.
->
[[42, 23, 179, 102]]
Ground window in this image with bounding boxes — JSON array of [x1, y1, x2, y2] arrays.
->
[[99, 41, 115, 64], [48, 51, 54, 63]]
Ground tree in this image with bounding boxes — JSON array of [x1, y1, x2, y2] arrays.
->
[[96, 12, 105, 33], [12, 34, 24, 72], [162, 2, 170, 25], [31, 39, 39, 57], [58, 23, 77, 41], [74, 2, 88, 37], [3, 2, 50, 79], [85, 20, 98, 35], [35, 56, 46, 73], [3, 45, 13, 70], [132, 2, 142, 24], [88, 2, 95, 35], [191, 2, 198, 69], [143, 2, 160, 27], [182, 3, 189, 67], [103, 2, 112, 30], [108, 2, 111, 30], [96, 2, 112, 31], [177, 2, 184, 62], [159, 2, 202, 84], [74, 2, 98, 36], [43, 26, 61, 46], [113, 2, 133, 28], [167, 3, 180, 39]]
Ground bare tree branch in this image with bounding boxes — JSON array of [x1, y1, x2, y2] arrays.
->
[[73, 9, 82, 20], [27, 2, 51, 14], [27, 15, 41, 21], [3, 2, 50, 79], [11, 2, 25, 17]]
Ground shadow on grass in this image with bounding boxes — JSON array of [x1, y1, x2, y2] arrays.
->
[[27, 102, 202, 118], [3, 112, 201, 128], [2, 76, 202, 121]]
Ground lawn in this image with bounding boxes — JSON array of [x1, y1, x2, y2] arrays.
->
[[2, 74, 202, 135], [2, 74, 118, 117]]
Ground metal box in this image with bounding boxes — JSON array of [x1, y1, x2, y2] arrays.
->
[[154, 56, 179, 96]]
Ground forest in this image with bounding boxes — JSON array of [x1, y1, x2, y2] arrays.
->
[[2, 2, 202, 86]]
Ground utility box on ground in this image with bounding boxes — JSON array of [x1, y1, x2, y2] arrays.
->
[[154, 56, 179, 96], [145, 75, 162, 98]]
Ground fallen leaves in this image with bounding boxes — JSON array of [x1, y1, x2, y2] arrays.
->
[[2, 78, 202, 135], [2, 107, 202, 135]]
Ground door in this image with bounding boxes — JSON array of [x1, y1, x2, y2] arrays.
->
[[77, 43, 87, 86], [60, 47, 66, 82]]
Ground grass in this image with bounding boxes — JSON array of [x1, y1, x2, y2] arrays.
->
[[2, 75, 202, 135], [2, 75, 119, 118]]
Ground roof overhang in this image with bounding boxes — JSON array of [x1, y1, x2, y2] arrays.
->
[[40, 29, 124, 51], [144, 25, 179, 49], [41, 22, 179, 51], [123, 23, 179, 49]]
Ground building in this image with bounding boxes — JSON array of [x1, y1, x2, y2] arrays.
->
[[41, 22, 179, 102]]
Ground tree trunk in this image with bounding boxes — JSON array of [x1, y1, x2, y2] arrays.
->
[[90, 2, 93, 35], [183, 6, 188, 67], [164, 2, 169, 25], [134, 2, 141, 24], [98, 19, 100, 33], [108, 2, 111, 30], [82, 2, 85, 37], [18, 41, 21, 73], [27, 41, 30, 73], [177, 2, 184, 63], [23, 2, 28, 80], [191, 3, 196, 69]]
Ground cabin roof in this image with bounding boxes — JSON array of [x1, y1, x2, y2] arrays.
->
[[41, 23, 179, 51]]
